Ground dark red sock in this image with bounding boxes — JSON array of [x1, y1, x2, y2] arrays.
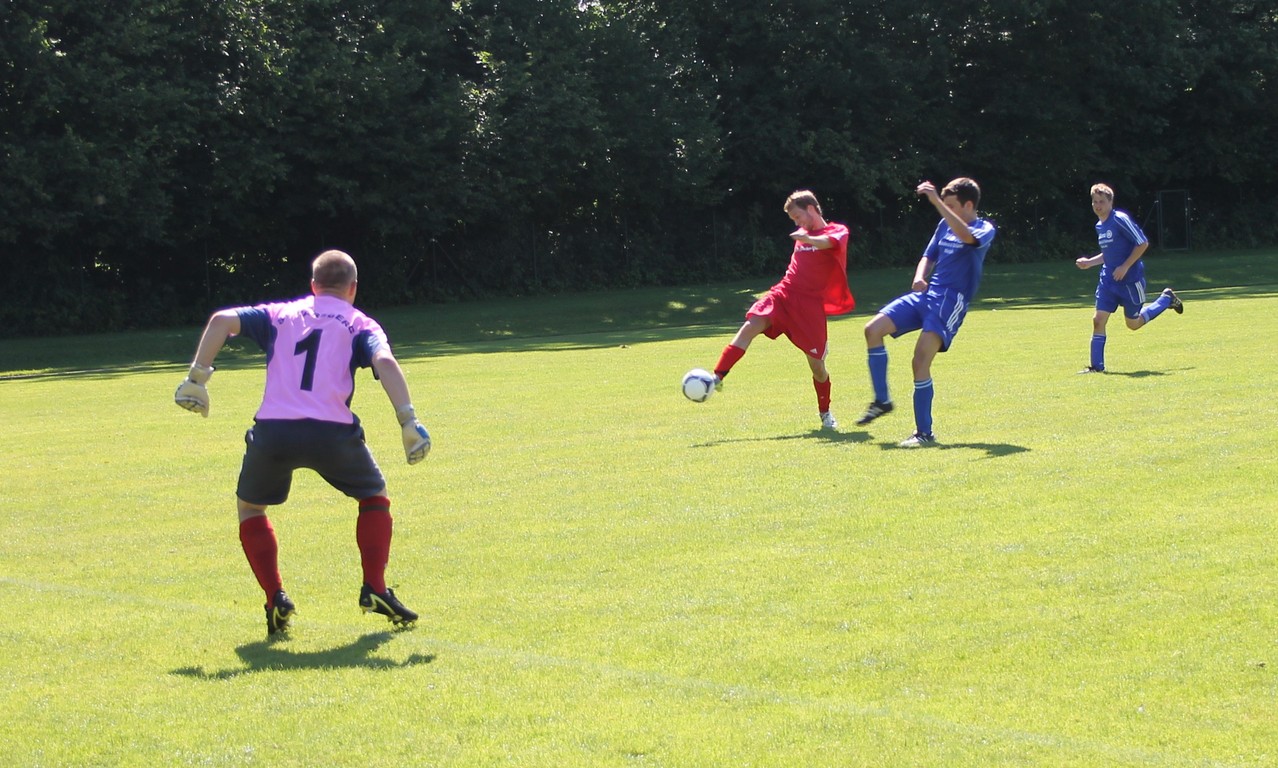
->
[[814, 377, 832, 412], [357, 496, 393, 593], [239, 516, 282, 603], [714, 344, 747, 379]]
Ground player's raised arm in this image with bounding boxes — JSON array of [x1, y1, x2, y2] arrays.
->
[[917, 180, 978, 245]]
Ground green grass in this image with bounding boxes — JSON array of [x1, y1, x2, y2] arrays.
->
[[1, 249, 1276, 766]]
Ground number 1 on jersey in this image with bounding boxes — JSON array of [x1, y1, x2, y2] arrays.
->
[[294, 330, 322, 391]]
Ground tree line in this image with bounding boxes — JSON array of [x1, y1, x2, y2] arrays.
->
[[2, 1, 1275, 336]]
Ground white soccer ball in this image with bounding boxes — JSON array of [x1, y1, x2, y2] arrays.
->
[[681, 368, 716, 403]]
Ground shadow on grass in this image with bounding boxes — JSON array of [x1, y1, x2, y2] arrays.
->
[[693, 430, 1029, 458], [3, 248, 1275, 378], [693, 429, 875, 447], [874, 441, 1032, 458], [938, 442, 1032, 458], [1104, 369, 1169, 378], [1072, 366, 1195, 378], [1096, 365, 1197, 378], [0, 282, 767, 379], [976, 248, 1278, 312], [170, 631, 434, 681]]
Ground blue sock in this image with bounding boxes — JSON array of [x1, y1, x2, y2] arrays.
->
[[913, 378, 934, 436], [1140, 292, 1171, 324], [868, 346, 890, 403], [1090, 334, 1106, 370]]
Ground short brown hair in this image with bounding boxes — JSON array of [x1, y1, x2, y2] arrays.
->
[[1090, 183, 1115, 200], [312, 250, 358, 290], [941, 178, 981, 207], [784, 190, 822, 215]]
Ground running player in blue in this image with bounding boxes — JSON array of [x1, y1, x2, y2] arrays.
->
[[855, 178, 996, 447], [1075, 183, 1183, 373]]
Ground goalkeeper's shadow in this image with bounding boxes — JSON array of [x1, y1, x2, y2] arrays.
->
[[169, 631, 435, 681]]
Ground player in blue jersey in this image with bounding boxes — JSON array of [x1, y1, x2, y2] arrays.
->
[[854, 178, 996, 447], [1075, 183, 1183, 373]]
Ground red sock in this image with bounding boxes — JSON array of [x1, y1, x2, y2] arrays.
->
[[814, 377, 832, 413], [714, 344, 747, 379], [239, 516, 282, 603], [357, 496, 393, 593]]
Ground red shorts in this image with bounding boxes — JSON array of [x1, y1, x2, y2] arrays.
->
[[747, 287, 828, 359]]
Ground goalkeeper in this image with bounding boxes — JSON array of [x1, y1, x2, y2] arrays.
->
[[175, 249, 431, 635]]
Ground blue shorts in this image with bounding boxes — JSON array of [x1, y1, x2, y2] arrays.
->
[[1095, 278, 1147, 319], [880, 288, 970, 352], [236, 418, 386, 506]]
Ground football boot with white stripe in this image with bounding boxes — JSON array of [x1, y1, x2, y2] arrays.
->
[[855, 400, 893, 425]]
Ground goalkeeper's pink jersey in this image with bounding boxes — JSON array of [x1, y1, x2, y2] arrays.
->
[[235, 294, 388, 424]]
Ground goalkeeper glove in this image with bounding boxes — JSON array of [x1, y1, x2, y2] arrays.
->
[[396, 404, 431, 464], [174, 363, 214, 417]]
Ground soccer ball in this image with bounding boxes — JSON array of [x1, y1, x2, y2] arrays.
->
[[681, 368, 716, 402]]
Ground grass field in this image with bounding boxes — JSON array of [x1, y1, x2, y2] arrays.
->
[[1, 249, 1275, 767]]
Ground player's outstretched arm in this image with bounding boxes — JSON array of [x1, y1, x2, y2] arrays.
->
[[791, 230, 835, 249], [372, 350, 431, 464], [175, 310, 240, 417]]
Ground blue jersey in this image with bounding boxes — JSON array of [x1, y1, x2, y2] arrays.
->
[[923, 217, 996, 301], [1096, 209, 1147, 285]]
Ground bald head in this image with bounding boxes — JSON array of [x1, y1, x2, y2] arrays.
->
[[311, 250, 358, 292]]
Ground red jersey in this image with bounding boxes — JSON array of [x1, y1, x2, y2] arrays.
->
[[774, 222, 855, 315], [747, 222, 855, 358]]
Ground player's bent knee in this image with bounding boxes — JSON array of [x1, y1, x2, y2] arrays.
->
[[359, 494, 391, 514], [237, 498, 269, 522], [864, 316, 893, 344]]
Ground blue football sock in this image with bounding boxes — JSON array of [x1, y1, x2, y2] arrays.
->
[[1090, 334, 1106, 370], [913, 378, 934, 436], [868, 346, 890, 403], [1140, 293, 1171, 324]]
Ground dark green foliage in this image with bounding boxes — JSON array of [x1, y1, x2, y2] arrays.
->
[[1, 0, 1275, 336]]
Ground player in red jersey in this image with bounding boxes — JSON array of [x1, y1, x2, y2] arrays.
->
[[708, 190, 856, 428]]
